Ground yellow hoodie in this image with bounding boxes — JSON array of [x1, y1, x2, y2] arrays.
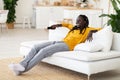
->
[[62, 22, 101, 50]]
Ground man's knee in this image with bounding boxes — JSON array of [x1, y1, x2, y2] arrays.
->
[[32, 44, 40, 52], [40, 48, 53, 58]]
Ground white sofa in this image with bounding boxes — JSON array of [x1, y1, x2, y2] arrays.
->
[[20, 27, 120, 79]]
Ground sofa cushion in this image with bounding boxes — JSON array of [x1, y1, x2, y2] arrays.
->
[[52, 51, 120, 61]]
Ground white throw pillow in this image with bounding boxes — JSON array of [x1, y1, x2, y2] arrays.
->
[[74, 26, 113, 52], [74, 42, 103, 52], [93, 26, 113, 52]]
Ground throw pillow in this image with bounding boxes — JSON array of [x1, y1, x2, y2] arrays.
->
[[93, 26, 113, 52], [74, 42, 103, 52]]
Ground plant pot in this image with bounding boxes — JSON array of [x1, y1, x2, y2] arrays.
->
[[6, 23, 14, 29]]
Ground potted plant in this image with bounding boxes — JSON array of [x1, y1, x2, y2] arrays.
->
[[3, 0, 19, 29], [99, 0, 120, 33]]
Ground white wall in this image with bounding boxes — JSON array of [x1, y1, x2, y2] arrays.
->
[[99, 0, 110, 27], [15, 0, 35, 23]]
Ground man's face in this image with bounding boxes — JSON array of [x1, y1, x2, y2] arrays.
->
[[76, 16, 86, 27]]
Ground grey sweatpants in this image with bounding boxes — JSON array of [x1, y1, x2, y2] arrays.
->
[[20, 41, 69, 72]]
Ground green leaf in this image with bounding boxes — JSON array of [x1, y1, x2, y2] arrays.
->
[[111, 0, 120, 13], [99, 14, 111, 18], [107, 19, 112, 26], [100, 0, 120, 33], [3, 0, 19, 23], [116, 0, 120, 4], [7, 0, 13, 3]]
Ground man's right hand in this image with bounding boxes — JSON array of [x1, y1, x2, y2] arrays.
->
[[47, 24, 62, 30], [47, 25, 57, 29], [86, 30, 98, 42]]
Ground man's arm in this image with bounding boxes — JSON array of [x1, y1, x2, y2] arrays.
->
[[86, 30, 98, 42]]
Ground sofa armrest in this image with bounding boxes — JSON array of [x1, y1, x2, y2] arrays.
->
[[20, 40, 50, 56], [20, 40, 49, 48]]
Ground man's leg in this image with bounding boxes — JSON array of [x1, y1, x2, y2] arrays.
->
[[20, 41, 55, 68], [8, 41, 55, 75], [23, 41, 69, 72]]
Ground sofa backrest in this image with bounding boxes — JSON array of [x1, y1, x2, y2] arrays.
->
[[111, 33, 120, 51], [49, 27, 69, 41]]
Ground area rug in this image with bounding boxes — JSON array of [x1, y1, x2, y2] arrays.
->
[[0, 57, 87, 80]]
